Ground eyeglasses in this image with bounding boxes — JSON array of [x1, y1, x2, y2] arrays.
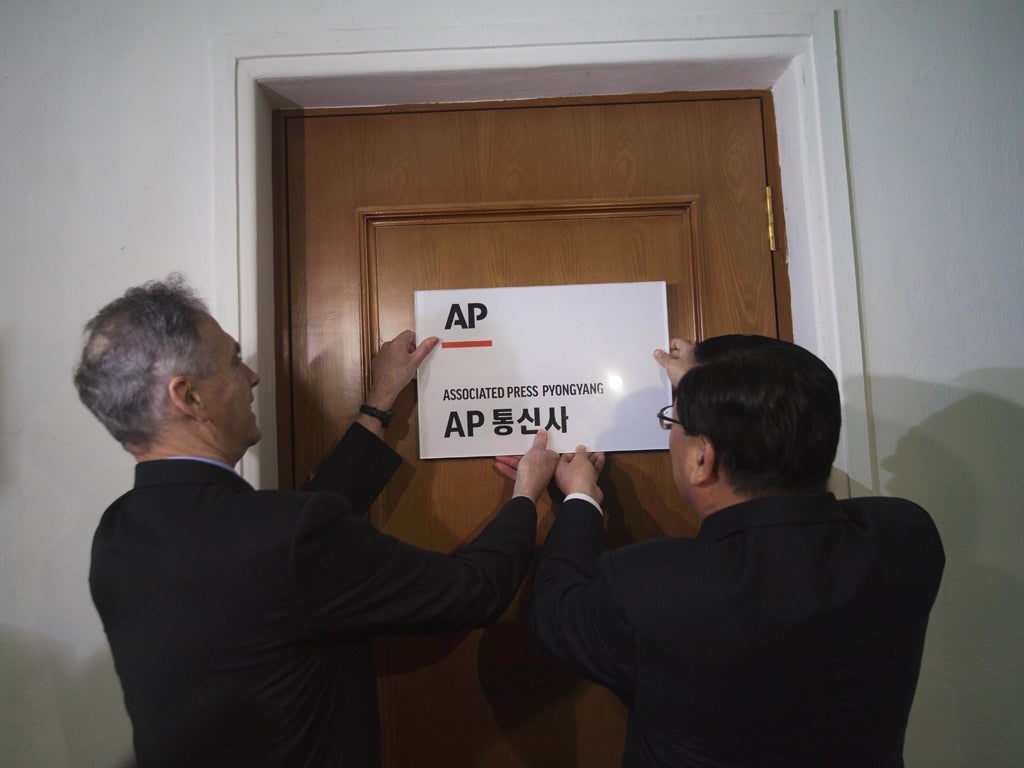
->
[[657, 404, 684, 431]]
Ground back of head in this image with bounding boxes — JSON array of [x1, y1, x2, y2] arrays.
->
[[675, 335, 841, 496], [74, 275, 210, 453]]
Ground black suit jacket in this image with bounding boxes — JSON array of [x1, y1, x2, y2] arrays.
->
[[90, 423, 536, 767], [531, 492, 944, 768]]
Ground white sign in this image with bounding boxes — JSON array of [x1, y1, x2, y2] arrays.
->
[[414, 282, 672, 458]]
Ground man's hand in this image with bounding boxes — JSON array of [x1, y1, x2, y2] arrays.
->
[[493, 454, 521, 482], [554, 444, 606, 504], [654, 338, 696, 388], [366, 330, 439, 410], [499, 430, 560, 504]]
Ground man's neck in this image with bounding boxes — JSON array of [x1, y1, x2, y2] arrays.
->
[[131, 432, 238, 467], [693, 483, 754, 522]]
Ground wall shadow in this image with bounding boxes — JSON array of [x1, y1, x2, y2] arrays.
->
[[866, 372, 1024, 767], [0, 627, 134, 767]]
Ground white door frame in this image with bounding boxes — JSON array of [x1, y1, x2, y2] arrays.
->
[[214, 11, 869, 494]]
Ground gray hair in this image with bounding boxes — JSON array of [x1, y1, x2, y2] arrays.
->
[[73, 274, 213, 451]]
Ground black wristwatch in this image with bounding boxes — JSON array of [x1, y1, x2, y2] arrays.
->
[[359, 404, 394, 428]]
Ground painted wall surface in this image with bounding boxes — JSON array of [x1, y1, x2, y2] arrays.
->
[[1, 1, 1021, 766]]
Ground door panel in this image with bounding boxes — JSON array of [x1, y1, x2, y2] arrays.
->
[[278, 93, 786, 767]]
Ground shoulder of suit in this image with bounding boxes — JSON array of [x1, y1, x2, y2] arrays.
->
[[839, 495, 934, 525]]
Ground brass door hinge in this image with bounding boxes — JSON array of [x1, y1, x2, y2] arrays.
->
[[765, 186, 777, 252]]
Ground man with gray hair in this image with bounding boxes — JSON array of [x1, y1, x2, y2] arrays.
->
[[75, 275, 560, 767]]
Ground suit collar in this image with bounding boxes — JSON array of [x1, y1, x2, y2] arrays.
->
[[698, 492, 846, 540], [134, 458, 254, 493]]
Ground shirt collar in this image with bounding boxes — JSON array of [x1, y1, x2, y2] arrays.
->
[[134, 457, 254, 492], [167, 455, 238, 474]]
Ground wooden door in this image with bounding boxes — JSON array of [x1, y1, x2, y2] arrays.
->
[[275, 92, 789, 767]]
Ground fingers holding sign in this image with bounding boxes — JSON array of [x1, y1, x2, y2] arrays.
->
[[368, 330, 440, 408], [493, 454, 521, 482], [506, 430, 560, 504], [653, 338, 696, 388], [497, 433, 606, 506], [554, 444, 605, 505]]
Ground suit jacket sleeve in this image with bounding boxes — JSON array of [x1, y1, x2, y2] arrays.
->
[[293, 492, 537, 638], [303, 422, 402, 511], [530, 498, 636, 705]]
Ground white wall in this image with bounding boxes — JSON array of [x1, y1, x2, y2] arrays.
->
[[1, 1, 1021, 766]]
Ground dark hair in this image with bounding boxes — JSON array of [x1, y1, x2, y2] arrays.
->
[[73, 274, 211, 451], [675, 335, 841, 496]]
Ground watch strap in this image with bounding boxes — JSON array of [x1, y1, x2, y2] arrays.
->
[[359, 403, 393, 427]]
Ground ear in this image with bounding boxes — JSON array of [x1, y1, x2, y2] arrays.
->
[[688, 435, 718, 487], [167, 375, 209, 422]]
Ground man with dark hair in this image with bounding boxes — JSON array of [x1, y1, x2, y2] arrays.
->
[[524, 334, 944, 768], [75, 275, 560, 768]]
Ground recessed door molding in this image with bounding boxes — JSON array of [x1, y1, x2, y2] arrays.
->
[[214, 10, 869, 495]]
